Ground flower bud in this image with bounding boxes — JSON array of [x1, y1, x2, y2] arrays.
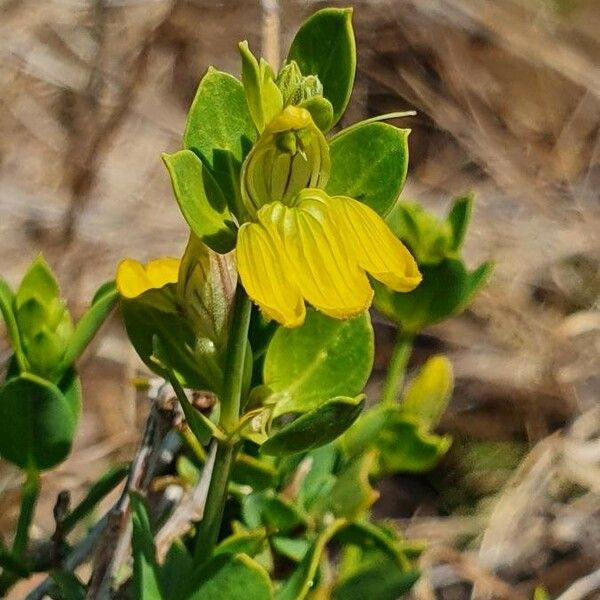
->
[[277, 61, 324, 106], [177, 234, 237, 346], [14, 256, 73, 378], [276, 61, 334, 131], [241, 106, 330, 218]]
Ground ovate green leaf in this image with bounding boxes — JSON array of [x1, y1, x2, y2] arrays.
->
[[0, 374, 77, 470], [264, 310, 373, 417], [162, 150, 237, 253], [327, 123, 409, 215], [262, 395, 365, 456], [287, 8, 356, 126], [183, 68, 257, 220]]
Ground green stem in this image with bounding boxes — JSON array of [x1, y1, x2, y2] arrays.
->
[[381, 332, 413, 405], [194, 441, 236, 563], [194, 286, 251, 562], [13, 469, 40, 559], [219, 286, 253, 431], [61, 464, 128, 534]]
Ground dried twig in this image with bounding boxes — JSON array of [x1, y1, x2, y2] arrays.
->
[[84, 384, 178, 599], [154, 440, 217, 561]]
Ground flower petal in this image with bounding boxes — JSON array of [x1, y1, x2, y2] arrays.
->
[[237, 220, 305, 327], [116, 257, 179, 299], [329, 197, 422, 292], [261, 200, 372, 320]]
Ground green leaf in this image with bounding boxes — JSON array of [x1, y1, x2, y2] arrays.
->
[[130, 492, 163, 600], [262, 395, 365, 456], [14, 296, 48, 340], [342, 406, 451, 475], [160, 541, 194, 600], [185, 553, 273, 600], [296, 444, 337, 512], [386, 201, 452, 266], [0, 278, 28, 371], [22, 327, 64, 378], [61, 464, 128, 533], [376, 414, 451, 475], [162, 150, 237, 253], [375, 258, 493, 333], [275, 519, 347, 600], [15, 255, 60, 309], [242, 491, 308, 534], [464, 260, 494, 305], [271, 536, 311, 563], [121, 300, 222, 392], [59, 368, 82, 430], [373, 258, 471, 333], [91, 279, 117, 305], [50, 570, 86, 600], [153, 335, 222, 445], [264, 310, 373, 417], [59, 282, 118, 371], [447, 194, 473, 252], [239, 41, 283, 132], [183, 68, 257, 220], [327, 123, 409, 215], [214, 529, 267, 558], [336, 521, 407, 566], [315, 451, 379, 519], [287, 8, 356, 126], [333, 564, 419, 600], [0, 374, 77, 470], [231, 454, 278, 491], [402, 355, 453, 428]]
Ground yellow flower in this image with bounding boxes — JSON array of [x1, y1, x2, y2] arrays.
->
[[116, 257, 180, 299], [236, 188, 422, 328]]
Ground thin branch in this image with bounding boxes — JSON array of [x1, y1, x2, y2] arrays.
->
[[155, 440, 217, 561], [84, 385, 178, 599]]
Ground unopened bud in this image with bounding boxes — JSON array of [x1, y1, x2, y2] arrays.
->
[[241, 106, 330, 218]]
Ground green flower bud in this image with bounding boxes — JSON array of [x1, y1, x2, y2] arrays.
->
[[277, 61, 323, 105], [177, 234, 237, 347], [276, 61, 334, 131], [241, 106, 330, 218], [14, 256, 73, 378]]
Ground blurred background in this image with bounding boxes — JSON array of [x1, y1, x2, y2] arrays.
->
[[0, 0, 599, 597]]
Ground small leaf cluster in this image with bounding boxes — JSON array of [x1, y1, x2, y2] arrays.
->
[[0, 257, 117, 471], [374, 195, 494, 334]]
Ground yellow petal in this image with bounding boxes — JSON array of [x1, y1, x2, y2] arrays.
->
[[116, 257, 179, 299], [236, 221, 305, 327], [260, 200, 372, 320], [329, 197, 422, 292]]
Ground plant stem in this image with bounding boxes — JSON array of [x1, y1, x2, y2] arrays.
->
[[13, 469, 40, 559], [381, 332, 414, 405], [193, 441, 236, 563], [194, 285, 252, 562], [219, 285, 253, 431]]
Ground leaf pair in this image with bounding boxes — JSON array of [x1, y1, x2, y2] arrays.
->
[[342, 356, 454, 474]]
